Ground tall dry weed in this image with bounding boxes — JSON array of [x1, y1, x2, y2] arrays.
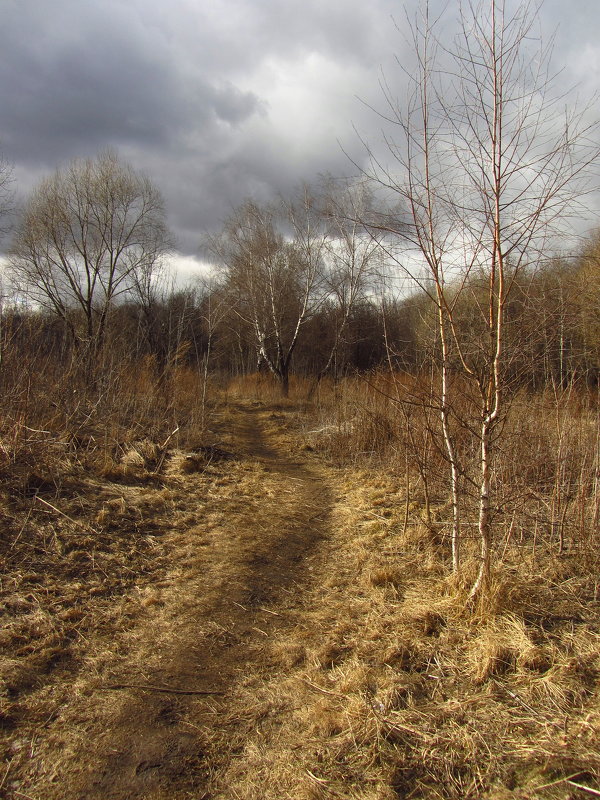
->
[[304, 372, 600, 568]]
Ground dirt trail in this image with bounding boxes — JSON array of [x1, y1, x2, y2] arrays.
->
[[15, 403, 332, 800]]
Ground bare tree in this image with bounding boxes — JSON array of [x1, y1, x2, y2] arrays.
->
[[363, 0, 598, 596], [0, 154, 15, 368], [0, 154, 13, 237], [316, 178, 383, 383], [9, 150, 170, 373], [214, 196, 326, 397], [195, 274, 229, 430]]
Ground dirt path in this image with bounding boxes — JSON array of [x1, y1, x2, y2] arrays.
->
[[8, 403, 333, 800]]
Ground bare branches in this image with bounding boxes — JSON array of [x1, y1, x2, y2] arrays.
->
[[361, 0, 599, 597], [210, 181, 385, 396], [9, 151, 171, 367], [211, 196, 326, 396]]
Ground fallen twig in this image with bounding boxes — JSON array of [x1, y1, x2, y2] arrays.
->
[[305, 769, 345, 798], [34, 495, 89, 530], [0, 759, 12, 791], [306, 769, 329, 785], [160, 426, 180, 450], [384, 718, 427, 739], [491, 678, 543, 717], [566, 781, 600, 797], [153, 426, 180, 474], [100, 683, 224, 696], [301, 678, 346, 698], [533, 772, 586, 791], [259, 606, 281, 616]]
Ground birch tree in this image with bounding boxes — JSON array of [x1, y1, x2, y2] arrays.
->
[[317, 179, 382, 382], [215, 197, 326, 397], [365, 0, 598, 596]]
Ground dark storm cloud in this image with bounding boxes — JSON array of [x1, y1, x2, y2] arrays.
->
[[0, 0, 263, 165], [2, 0, 397, 253], [1, 0, 598, 258]]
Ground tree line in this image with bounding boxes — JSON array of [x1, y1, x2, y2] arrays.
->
[[2, 149, 600, 395]]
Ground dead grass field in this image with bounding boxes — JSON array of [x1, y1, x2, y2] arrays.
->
[[1, 398, 599, 799]]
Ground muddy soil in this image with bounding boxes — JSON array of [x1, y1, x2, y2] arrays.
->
[[2, 403, 333, 800]]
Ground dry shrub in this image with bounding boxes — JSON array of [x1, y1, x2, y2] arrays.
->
[[305, 373, 408, 466], [304, 373, 600, 571], [121, 439, 160, 472], [0, 347, 221, 497]]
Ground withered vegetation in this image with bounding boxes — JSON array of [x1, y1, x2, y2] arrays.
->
[[1, 373, 599, 799]]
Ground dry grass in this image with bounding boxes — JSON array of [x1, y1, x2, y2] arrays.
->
[[0, 352, 226, 788], [1, 373, 599, 798], [207, 463, 600, 799], [191, 378, 600, 798], [304, 374, 600, 560]]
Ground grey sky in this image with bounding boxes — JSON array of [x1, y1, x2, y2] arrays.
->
[[2, 0, 599, 264]]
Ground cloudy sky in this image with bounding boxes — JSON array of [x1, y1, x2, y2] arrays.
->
[[2, 0, 600, 271]]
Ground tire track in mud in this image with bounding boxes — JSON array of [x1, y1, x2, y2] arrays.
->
[[28, 404, 331, 800]]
